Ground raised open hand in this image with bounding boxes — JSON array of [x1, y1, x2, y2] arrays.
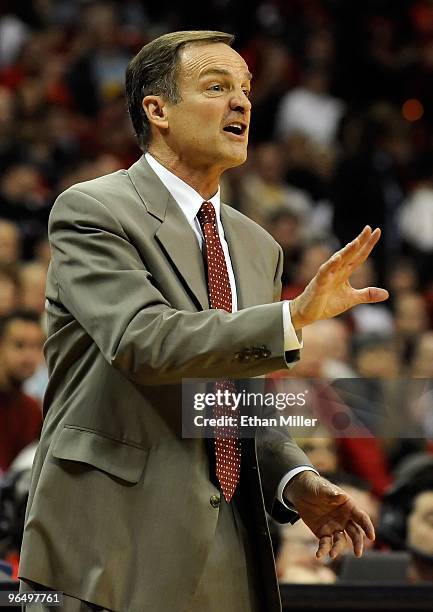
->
[[283, 471, 375, 559], [289, 226, 389, 330]]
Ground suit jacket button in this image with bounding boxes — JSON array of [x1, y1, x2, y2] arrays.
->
[[210, 494, 221, 508]]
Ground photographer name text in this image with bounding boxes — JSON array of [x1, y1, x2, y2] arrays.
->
[[193, 415, 318, 427]]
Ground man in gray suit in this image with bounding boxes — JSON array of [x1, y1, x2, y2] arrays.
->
[[19, 31, 387, 611]]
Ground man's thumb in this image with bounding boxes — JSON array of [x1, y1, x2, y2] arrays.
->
[[355, 287, 389, 304]]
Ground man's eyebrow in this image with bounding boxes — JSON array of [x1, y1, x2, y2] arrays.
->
[[199, 67, 253, 81]]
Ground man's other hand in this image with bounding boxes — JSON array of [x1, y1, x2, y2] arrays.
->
[[283, 471, 375, 559], [289, 226, 389, 330]]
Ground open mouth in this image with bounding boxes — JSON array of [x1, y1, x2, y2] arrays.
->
[[223, 122, 247, 136]]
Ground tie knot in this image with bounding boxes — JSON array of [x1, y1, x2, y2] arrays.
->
[[197, 201, 217, 228]]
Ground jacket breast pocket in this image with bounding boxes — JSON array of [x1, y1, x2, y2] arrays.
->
[[51, 425, 148, 484]]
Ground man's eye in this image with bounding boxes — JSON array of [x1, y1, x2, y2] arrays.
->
[[208, 84, 223, 92], [243, 90, 251, 98]]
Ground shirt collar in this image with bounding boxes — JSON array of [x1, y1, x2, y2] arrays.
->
[[145, 152, 221, 226]]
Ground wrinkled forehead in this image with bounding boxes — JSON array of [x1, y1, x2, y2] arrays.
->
[[178, 42, 251, 83]]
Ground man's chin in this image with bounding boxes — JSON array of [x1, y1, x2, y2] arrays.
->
[[222, 148, 248, 169]]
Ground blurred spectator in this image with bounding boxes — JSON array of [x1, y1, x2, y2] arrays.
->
[[311, 319, 357, 378], [352, 333, 400, 379], [0, 264, 20, 317], [399, 151, 433, 285], [0, 163, 49, 259], [239, 33, 296, 143], [362, 15, 415, 104], [33, 235, 50, 270], [23, 362, 48, 407], [394, 291, 429, 366], [289, 322, 328, 379], [387, 257, 420, 303], [57, 153, 124, 193], [403, 333, 433, 439], [265, 209, 303, 286], [408, 487, 433, 582], [349, 261, 395, 335], [18, 261, 49, 403], [332, 103, 409, 284], [0, 310, 43, 475], [239, 141, 313, 227], [276, 519, 336, 584], [281, 132, 336, 206], [0, 86, 16, 163], [349, 334, 406, 463], [29, 106, 82, 186], [66, 2, 131, 118], [282, 238, 333, 300], [380, 453, 433, 582], [0, 220, 20, 266], [0, 13, 29, 68], [19, 262, 47, 315], [296, 436, 339, 475], [410, 331, 433, 378], [275, 62, 345, 146]]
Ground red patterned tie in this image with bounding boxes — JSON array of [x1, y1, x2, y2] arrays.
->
[[197, 201, 241, 502]]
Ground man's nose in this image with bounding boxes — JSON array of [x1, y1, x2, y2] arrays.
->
[[229, 90, 251, 113]]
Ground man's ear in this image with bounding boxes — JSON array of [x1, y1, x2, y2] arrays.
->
[[142, 95, 169, 130]]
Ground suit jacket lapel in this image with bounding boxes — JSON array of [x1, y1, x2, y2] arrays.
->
[[128, 156, 209, 310], [155, 203, 209, 310], [220, 204, 257, 310]]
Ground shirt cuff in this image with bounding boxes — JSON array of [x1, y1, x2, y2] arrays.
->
[[282, 301, 303, 351], [277, 466, 320, 510]]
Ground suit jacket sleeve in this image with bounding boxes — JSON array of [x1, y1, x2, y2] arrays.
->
[[48, 187, 293, 385], [257, 426, 314, 523], [251, 247, 313, 523]]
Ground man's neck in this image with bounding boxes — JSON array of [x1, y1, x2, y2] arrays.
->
[[147, 147, 221, 201]]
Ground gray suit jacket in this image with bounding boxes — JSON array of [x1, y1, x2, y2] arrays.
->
[[18, 156, 313, 611]]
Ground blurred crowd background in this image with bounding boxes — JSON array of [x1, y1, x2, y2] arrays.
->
[[1, 0, 433, 593]]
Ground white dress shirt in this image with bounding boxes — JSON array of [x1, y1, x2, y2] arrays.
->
[[145, 152, 317, 507]]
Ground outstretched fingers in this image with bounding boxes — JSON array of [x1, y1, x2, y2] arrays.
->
[[329, 530, 349, 559], [316, 253, 341, 280], [350, 227, 381, 269], [335, 226, 380, 271], [345, 521, 365, 557], [351, 507, 375, 542], [316, 534, 333, 559], [316, 226, 375, 284], [333, 226, 373, 264], [316, 530, 349, 560]]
